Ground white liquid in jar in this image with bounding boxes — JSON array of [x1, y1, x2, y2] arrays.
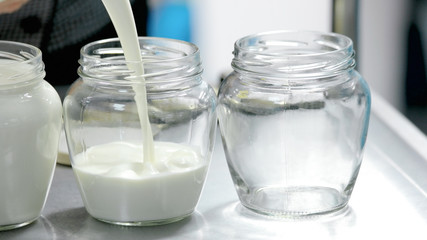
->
[[0, 60, 34, 85], [0, 61, 62, 227], [73, 142, 207, 222]]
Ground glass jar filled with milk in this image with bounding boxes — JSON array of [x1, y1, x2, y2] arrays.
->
[[0, 41, 62, 231], [63, 37, 217, 226], [218, 31, 371, 217]]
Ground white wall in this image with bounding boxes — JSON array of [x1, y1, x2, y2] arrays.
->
[[359, 0, 412, 111]]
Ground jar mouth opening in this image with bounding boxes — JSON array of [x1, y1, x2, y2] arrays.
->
[[78, 37, 202, 84], [0, 40, 45, 87], [235, 30, 353, 57], [232, 30, 355, 79], [81, 37, 199, 63]]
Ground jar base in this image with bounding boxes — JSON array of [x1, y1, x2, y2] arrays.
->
[[93, 213, 192, 226], [239, 186, 349, 218], [0, 217, 38, 231]]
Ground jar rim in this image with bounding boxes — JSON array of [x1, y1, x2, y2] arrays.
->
[[80, 37, 200, 65], [0, 40, 45, 87], [235, 30, 353, 57], [232, 30, 355, 79], [78, 37, 203, 85], [0, 40, 43, 63]]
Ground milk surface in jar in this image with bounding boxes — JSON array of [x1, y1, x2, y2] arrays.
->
[[0, 41, 62, 231], [64, 0, 217, 226], [73, 141, 207, 222]]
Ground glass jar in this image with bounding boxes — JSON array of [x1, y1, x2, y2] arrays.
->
[[0, 41, 62, 230], [63, 37, 217, 226], [218, 31, 371, 217]]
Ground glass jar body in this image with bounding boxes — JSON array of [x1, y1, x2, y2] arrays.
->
[[0, 41, 62, 230], [63, 37, 217, 226], [218, 31, 371, 217]]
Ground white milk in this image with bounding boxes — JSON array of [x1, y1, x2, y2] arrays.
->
[[0, 61, 62, 227], [101, 0, 155, 165], [73, 142, 207, 222]]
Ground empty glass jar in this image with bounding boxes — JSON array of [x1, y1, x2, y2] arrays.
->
[[218, 31, 371, 217], [63, 37, 217, 225]]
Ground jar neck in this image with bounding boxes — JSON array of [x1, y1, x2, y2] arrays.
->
[[0, 41, 45, 89], [232, 31, 356, 83], [78, 37, 203, 90]]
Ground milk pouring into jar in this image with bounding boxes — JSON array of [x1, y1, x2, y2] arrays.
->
[[68, 0, 211, 225]]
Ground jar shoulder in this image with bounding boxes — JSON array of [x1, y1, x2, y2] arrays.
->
[[66, 79, 217, 106], [220, 71, 370, 95], [0, 80, 62, 121]]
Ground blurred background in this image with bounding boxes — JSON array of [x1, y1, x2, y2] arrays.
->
[[146, 0, 427, 135]]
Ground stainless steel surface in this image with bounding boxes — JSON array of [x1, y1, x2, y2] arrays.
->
[[1, 92, 427, 239]]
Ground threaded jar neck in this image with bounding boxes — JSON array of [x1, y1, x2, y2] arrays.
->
[[78, 37, 203, 89], [0, 41, 45, 88], [232, 31, 355, 81]]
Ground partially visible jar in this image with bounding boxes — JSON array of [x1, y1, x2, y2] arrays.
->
[[0, 41, 62, 230], [218, 31, 371, 217], [63, 37, 217, 226]]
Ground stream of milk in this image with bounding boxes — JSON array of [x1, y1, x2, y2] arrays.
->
[[101, 0, 155, 167]]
